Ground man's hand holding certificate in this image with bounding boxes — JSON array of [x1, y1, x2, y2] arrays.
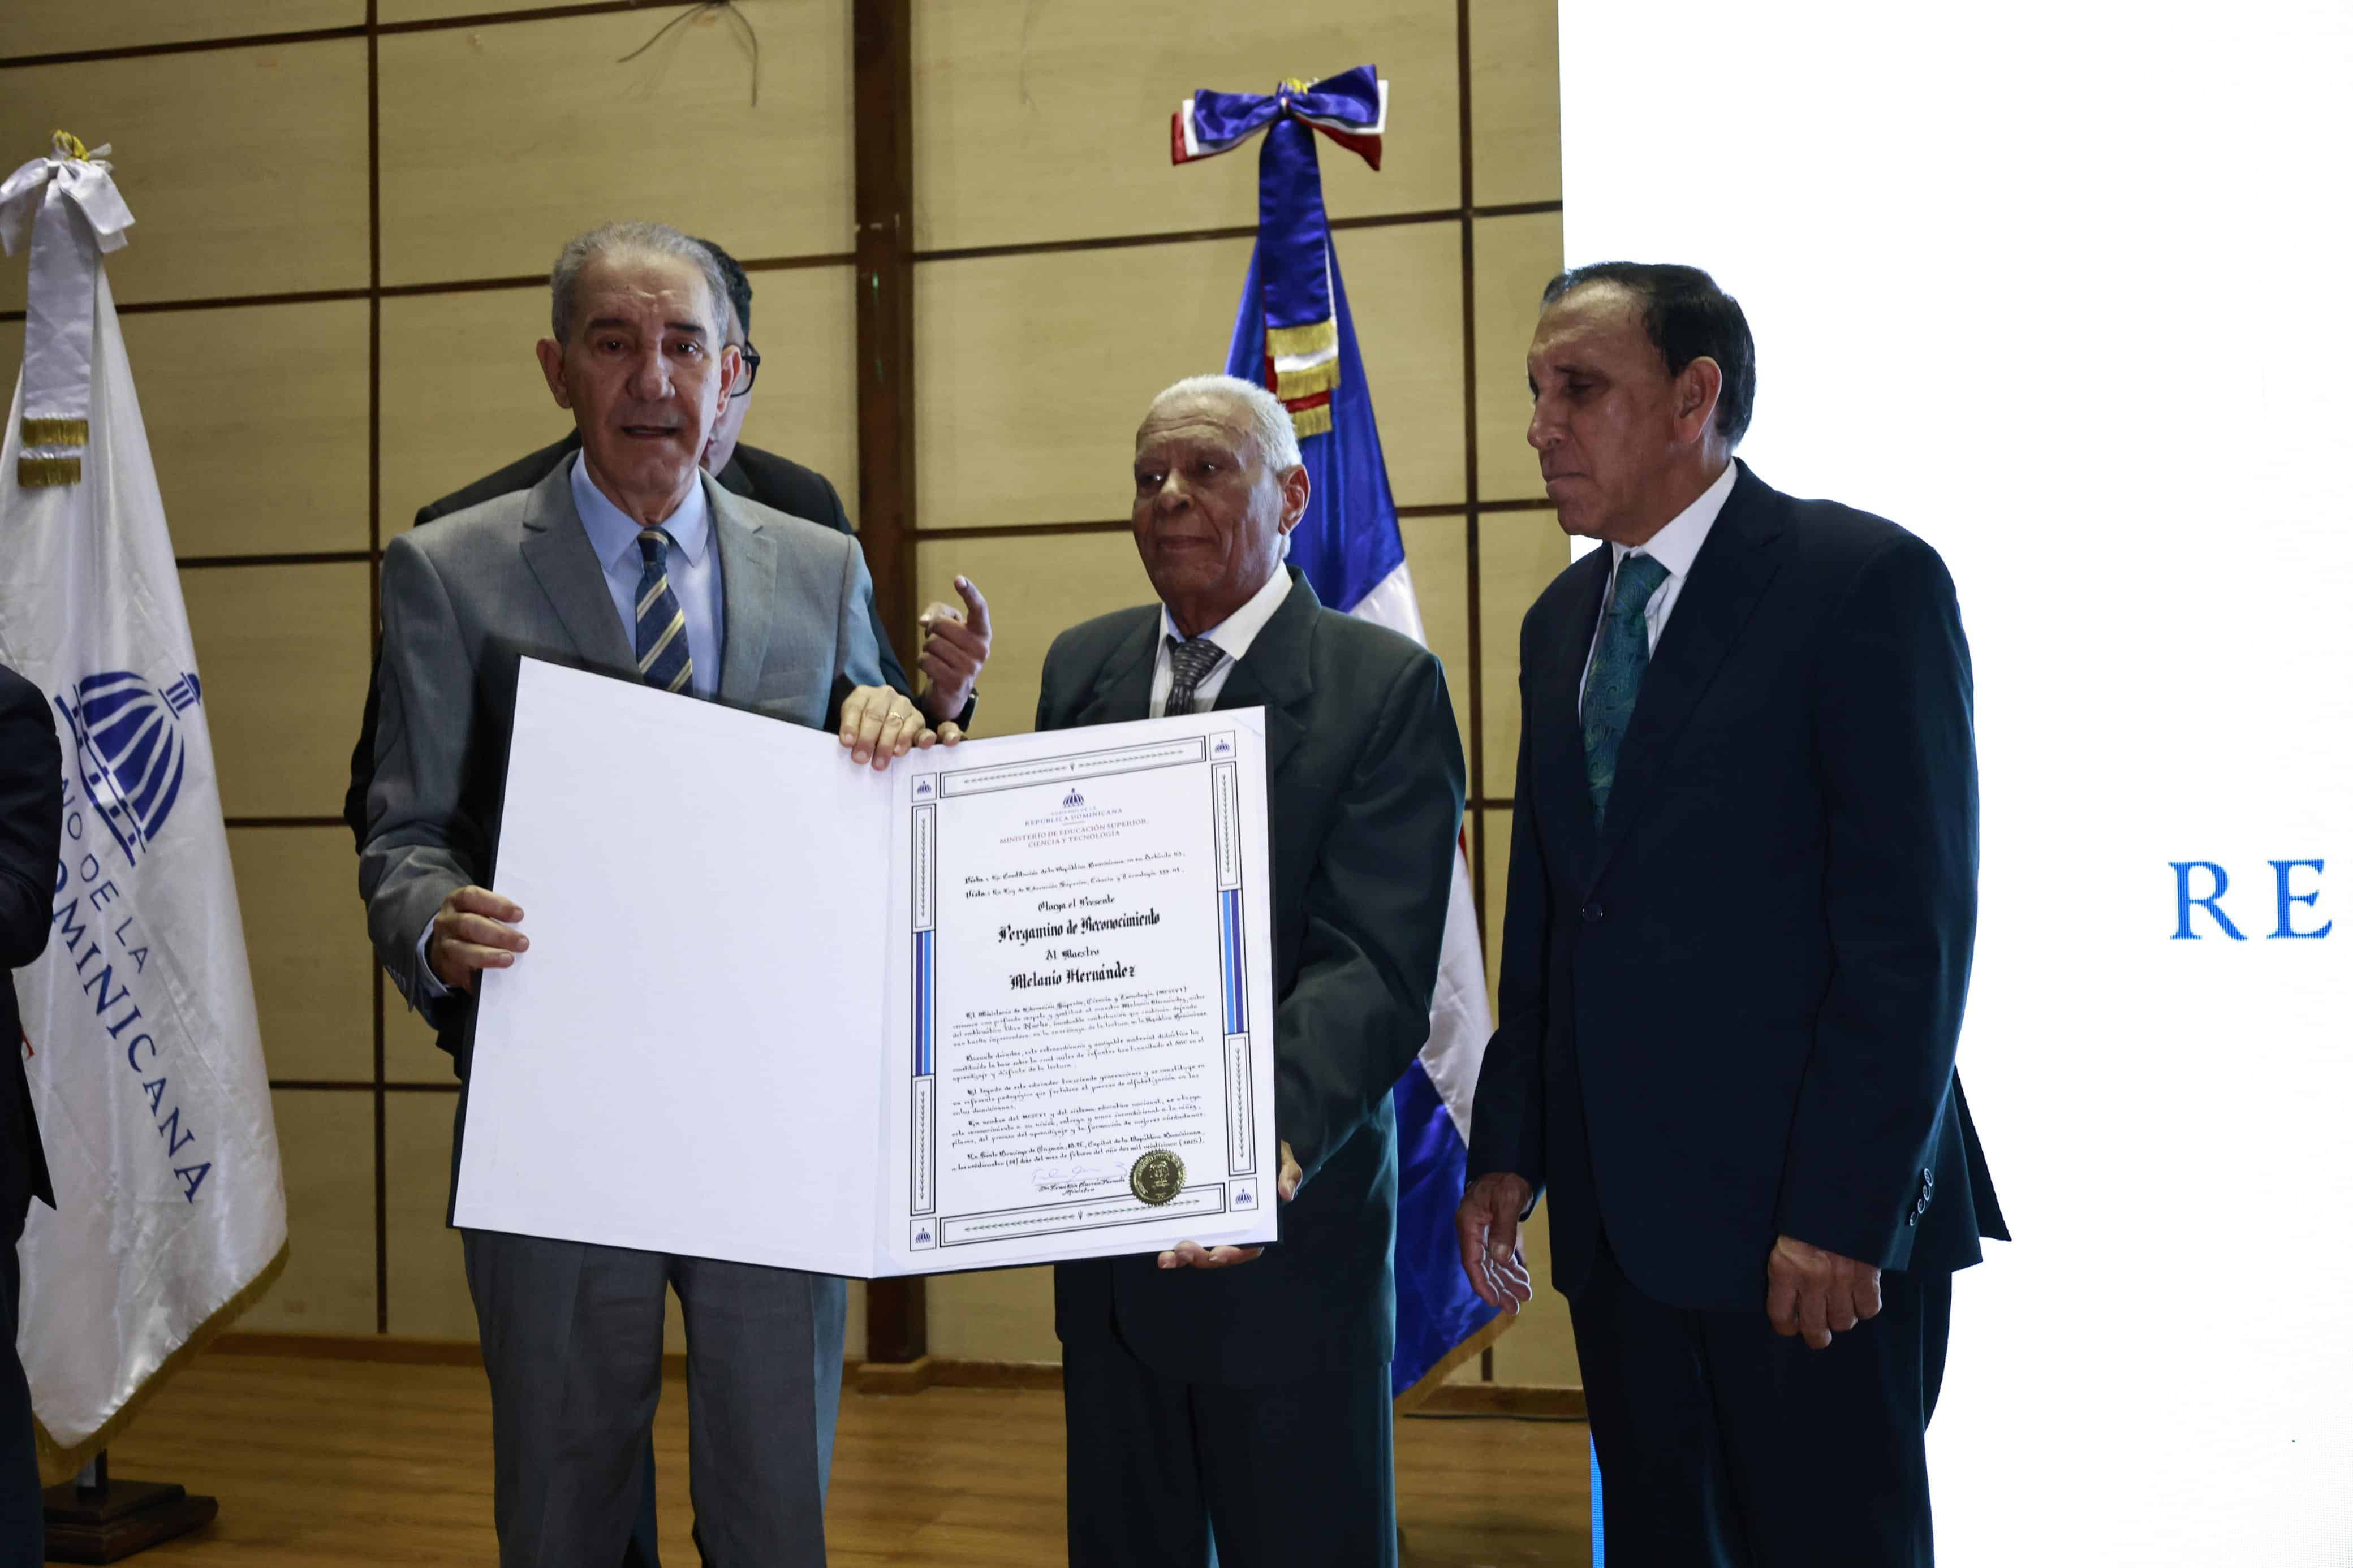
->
[[451, 658, 1283, 1276]]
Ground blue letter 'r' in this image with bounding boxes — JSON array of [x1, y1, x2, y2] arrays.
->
[[2171, 861, 2246, 940]]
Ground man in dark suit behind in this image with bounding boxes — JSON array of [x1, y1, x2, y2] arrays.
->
[[1037, 375, 1465, 1567], [343, 237, 993, 852], [0, 661, 62, 1563], [1456, 264, 2005, 1566]]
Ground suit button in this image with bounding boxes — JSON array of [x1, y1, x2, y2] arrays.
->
[[1581, 903, 1604, 923], [1922, 1168, 1936, 1187], [1907, 1210, 1920, 1227]]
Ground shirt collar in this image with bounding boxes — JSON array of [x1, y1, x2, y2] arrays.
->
[[570, 451, 714, 573], [1610, 458, 1739, 580], [1161, 563, 1294, 664]]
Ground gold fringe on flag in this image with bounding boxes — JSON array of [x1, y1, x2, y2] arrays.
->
[[16, 456, 82, 488], [1265, 318, 1338, 359], [1289, 403, 1333, 439], [21, 417, 89, 447], [1274, 360, 1339, 401]]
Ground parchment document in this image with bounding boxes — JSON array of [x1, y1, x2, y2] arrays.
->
[[882, 716, 1279, 1272], [456, 659, 1276, 1278]]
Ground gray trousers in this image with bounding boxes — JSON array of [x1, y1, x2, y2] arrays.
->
[[461, 1228, 845, 1568]]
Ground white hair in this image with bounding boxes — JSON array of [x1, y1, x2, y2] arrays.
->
[[1148, 374, 1303, 474], [548, 221, 728, 344]]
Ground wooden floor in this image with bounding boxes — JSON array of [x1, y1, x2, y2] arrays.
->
[[80, 1355, 1591, 1565]]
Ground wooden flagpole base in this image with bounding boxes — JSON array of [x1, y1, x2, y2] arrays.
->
[[39, 1454, 217, 1563]]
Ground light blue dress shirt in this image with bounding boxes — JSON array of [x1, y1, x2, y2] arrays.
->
[[410, 456, 727, 1003], [568, 452, 726, 699]]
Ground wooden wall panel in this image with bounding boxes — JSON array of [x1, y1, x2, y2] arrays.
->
[[910, 532, 1147, 739], [917, 223, 1462, 531], [384, 1091, 472, 1341], [384, 995, 453, 1085], [243, 1089, 376, 1333], [123, 300, 372, 558], [180, 561, 371, 818], [929, 1267, 1057, 1363], [375, 2, 853, 288], [911, 0, 1460, 252], [227, 826, 373, 1083], [2, 1, 361, 59], [0, 41, 370, 312], [377, 286, 572, 525], [1474, 211, 1564, 504], [1475, 514, 1584, 798], [376, 0, 577, 20], [723, 265, 861, 524], [1398, 513, 1472, 770], [1468, 0, 1563, 208]]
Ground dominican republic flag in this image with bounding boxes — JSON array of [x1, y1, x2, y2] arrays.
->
[[1178, 70, 1506, 1405], [1, 133, 287, 1479]]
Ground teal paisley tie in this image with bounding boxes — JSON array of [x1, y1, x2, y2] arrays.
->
[[1581, 552, 1670, 825]]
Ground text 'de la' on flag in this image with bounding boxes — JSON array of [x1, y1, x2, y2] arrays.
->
[[0, 133, 287, 1480]]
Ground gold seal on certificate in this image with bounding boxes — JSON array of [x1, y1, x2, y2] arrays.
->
[[1130, 1150, 1186, 1206]]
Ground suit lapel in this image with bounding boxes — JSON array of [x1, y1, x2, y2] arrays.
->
[[1210, 572, 1317, 781], [1533, 547, 1611, 875], [518, 460, 637, 671], [1072, 611, 1161, 727], [1591, 464, 1785, 875], [711, 481, 778, 705]]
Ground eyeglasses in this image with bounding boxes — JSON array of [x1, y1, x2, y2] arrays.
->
[[731, 343, 761, 399]]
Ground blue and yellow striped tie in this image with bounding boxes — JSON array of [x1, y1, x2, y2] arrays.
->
[[634, 529, 693, 694]]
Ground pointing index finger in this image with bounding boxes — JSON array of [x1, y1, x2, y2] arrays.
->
[[954, 576, 992, 639]]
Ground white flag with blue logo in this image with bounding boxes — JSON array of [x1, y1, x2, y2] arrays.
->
[[0, 136, 286, 1477]]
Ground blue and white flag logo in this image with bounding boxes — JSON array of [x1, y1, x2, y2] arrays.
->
[[55, 668, 202, 863]]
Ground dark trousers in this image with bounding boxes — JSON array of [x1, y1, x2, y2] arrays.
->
[[1062, 1327, 1395, 1568], [0, 1237, 38, 1568], [1571, 1234, 1951, 1568], [462, 1229, 843, 1568], [619, 1441, 663, 1568]]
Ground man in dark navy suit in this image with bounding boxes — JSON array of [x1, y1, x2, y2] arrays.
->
[[1458, 264, 2004, 1566], [0, 660, 61, 1563]]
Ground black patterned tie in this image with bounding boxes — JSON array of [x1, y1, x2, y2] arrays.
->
[[1163, 637, 1226, 716]]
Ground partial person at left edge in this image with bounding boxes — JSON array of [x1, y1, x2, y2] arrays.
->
[[359, 221, 946, 1568], [0, 659, 63, 1564], [341, 234, 993, 853]]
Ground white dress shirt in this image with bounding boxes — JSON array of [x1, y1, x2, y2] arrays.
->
[[1578, 459, 1740, 715], [1150, 564, 1293, 717]]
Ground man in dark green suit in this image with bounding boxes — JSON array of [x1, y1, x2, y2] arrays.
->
[[1035, 375, 1466, 1567]]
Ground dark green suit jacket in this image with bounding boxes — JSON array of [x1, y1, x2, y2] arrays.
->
[[1038, 571, 1466, 1385]]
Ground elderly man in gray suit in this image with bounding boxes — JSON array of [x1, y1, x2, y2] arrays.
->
[[360, 221, 941, 1567]]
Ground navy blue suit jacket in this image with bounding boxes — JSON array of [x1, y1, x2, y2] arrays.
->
[[1468, 463, 2005, 1311]]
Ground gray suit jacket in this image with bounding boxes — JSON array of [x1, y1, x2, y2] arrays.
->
[[360, 460, 887, 1061]]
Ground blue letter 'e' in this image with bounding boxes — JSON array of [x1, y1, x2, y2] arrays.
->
[[2171, 861, 2246, 940], [2269, 859, 2331, 939]]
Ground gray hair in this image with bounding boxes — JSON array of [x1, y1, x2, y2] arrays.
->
[[548, 221, 729, 345], [1148, 374, 1304, 474]]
